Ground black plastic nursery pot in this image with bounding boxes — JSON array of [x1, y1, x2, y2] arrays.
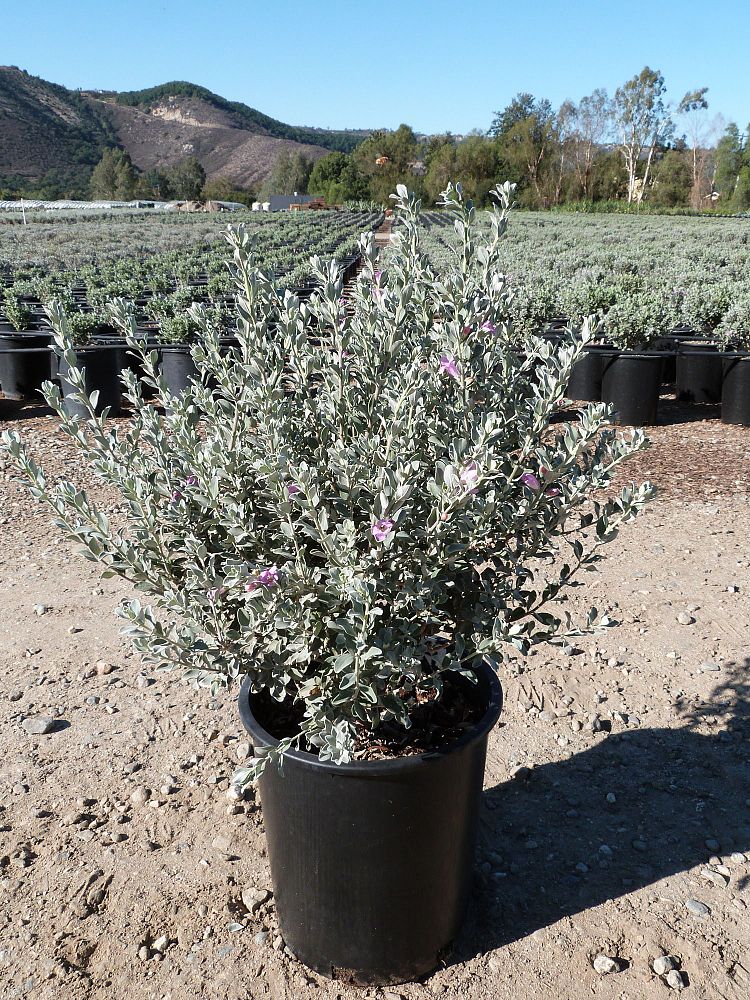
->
[[238, 663, 503, 986], [565, 344, 611, 402], [0, 333, 52, 400], [721, 353, 750, 426], [600, 350, 665, 426], [159, 346, 199, 395], [58, 347, 122, 418], [676, 343, 723, 404]]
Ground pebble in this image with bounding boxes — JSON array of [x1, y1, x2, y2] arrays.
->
[[699, 662, 721, 673], [705, 838, 720, 851], [21, 715, 56, 735], [730, 852, 747, 863], [666, 969, 686, 991], [253, 931, 269, 946], [96, 661, 115, 675], [570, 719, 582, 732], [130, 786, 151, 806], [677, 612, 694, 626], [593, 954, 619, 974], [151, 935, 169, 953], [136, 674, 154, 689], [606, 792, 617, 804], [33, 604, 49, 616], [685, 898, 710, 917], [701, 867, 729, 887], [138, 945, 150, 962], [241, 887, 271, 914], [653, 955, 676, 975]]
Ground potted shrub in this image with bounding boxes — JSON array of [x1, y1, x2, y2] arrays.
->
[[718, 295, 750, 425], [0, 288, 54, 401], [600, 290, 673, 425], [2, 184, 653, 985], [48, 306, 123, 418]]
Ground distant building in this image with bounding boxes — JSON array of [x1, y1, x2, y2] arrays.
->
[[268, 194, 319, 212]]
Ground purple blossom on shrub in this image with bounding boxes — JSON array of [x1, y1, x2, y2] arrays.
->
[[439, 355, 460, 380], [286, 482, 301, 497], [185, 475, 199, 487], [460, 461, 479, 493], [372, 518, 395, 542], [520, 473, 541, 491], [170, 490, 183, 504], [245, 566, 280, 593], [481, 320, 496, 334]]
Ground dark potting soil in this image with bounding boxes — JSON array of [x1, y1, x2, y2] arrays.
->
[[250, 671, 485, 761]]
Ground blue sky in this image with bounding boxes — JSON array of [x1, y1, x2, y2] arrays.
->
[[2, 0, 749, 135]]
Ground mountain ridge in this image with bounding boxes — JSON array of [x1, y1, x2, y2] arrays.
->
[[0, 68, 372, 198]]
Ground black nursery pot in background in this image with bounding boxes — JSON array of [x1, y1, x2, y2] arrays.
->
[[721, 354, 750, 426], [565, 344, 611, 402], [238, 664, 503, 986], [159, 346, 199, 396], [600, 351, 665, 426], [676, 343, 722, 404], [58, 347, 122, 418], [0, 333, 53, 401]]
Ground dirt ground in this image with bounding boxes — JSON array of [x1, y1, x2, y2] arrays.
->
[[1, 394, 749, 1000]]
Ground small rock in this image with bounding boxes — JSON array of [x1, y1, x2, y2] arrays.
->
[[701, 867, 729, 888], [571, 719, 583, 732], [686, 898, 710, 917], [704, 838, 720, 851], [137, 945, 150, 962], [211, 835, 232, 854], [33, 604, 49, 616], [21, 716, 56, 736], [606, 792, 617, 804], [136, 674, 154, 689], [653, 955, 676, 975], [241, 887, 271, 914], [730, 852, 746, 863], [130, 786, 151, 806], [96, 661, 115, 676], [666, 969, 686, 991], [599, 844, 613, 857], [253, 931, 269, 946], [593, 954, 619, 975], [151, 935, 169, 953], [699, 662, 721, 673], [677, 612, 694, 626]]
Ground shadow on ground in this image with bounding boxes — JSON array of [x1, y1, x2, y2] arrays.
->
[[454, 659, 750, 960]]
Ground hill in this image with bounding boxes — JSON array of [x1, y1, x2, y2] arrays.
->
[[0, 68, 371, 198]]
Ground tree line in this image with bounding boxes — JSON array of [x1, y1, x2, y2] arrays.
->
[[85, 65, 749, 212]]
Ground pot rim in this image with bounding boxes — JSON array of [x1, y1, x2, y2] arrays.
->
[[238, 661, 503, 776]]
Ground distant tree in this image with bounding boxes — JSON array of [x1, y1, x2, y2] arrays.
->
[[454, 133, 500, 205], [167, 157, 206, 200], [308, 152, 369, 204], [650, 149, 692, 207], [202, 176, 256, 206], [261, 151, 314, 197], [89, 148, 137, 200], [676, 87, 719, 208], [488, 93, 539, 139], [570, 89, 612, 200], [492, 97, 557, 206], [353, 125, 422, 205], [424, 139, 457, 203], [713, 123, 744, 204], [613, 67, 674, 203]]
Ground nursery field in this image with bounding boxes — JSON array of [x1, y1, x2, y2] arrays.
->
[[1, 402, 749, 999], [420, 211, 750, 346]]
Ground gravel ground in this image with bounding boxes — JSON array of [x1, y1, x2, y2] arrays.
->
[[1, 395, 749, 1000]]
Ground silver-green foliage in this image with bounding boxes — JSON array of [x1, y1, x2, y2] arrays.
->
[[2, 183, 654, 778]]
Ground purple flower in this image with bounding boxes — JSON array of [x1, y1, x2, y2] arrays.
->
[[520, 473, 541, 491], [185, 475, 199, 487], [372, 518, 395, 543], [481, 320, 497, 334], [286, 482, 301, 497], [462, 325, 473, 338], [460, 461, 479, 493], [245, 566, 280, 593], [439, 355, 460, 380], [545, 485, 562, 497], [170, 490, 183, 504]]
